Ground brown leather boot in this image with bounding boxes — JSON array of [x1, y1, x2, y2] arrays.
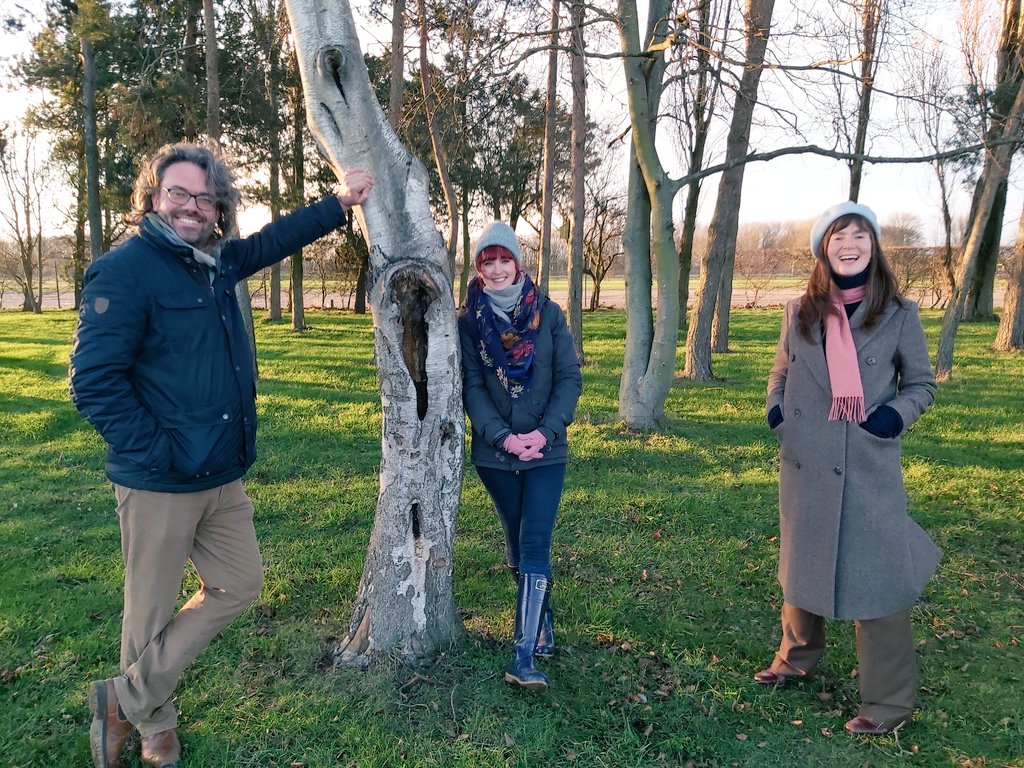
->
[[88, 679, 134, 768], [141, 727, 181, 767]]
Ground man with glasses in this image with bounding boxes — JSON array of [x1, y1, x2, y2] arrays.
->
[[70, 142, 373, 768]]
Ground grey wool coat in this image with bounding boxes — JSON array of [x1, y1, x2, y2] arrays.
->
[[767, 297, 941, 620]]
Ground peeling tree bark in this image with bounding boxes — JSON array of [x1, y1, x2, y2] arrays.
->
[[284, 0, 463, 664]]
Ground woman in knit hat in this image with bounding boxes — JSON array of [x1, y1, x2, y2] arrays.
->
[[458, 221, 582, 691], [755, 201, 941, 735]]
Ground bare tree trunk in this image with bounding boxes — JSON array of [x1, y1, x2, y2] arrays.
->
[[677, 0, 715, 333], [962, 179, 1005, 320], [848, 0, 882, 201], [74, 143, 87, 308], [208, 0, 258, 376], [538, 0, 559, 292], [458, 185, 471, 304], [616, 0, 679, 429], [285, 0, 463, 663], [290, 84, 306, 331], [936, 77, 1024, 378], [81, 32, 103, 262], [961, 0, 1022, 319], [711, 246, 734, 352], [567, 0, 586, 363], [267, 0, 284, 322], [618, 142, 654, 418], [388, 0, 406, 130], [684, 0, 774, 381], [994, 197, 1024, 350], [417, 0, 458, 276], [203, 0, 220, 142]]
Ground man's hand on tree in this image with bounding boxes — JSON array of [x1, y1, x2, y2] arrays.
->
[[336, 168, 375, 209]]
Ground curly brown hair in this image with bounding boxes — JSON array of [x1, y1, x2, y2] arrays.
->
[[796, 213, 903, 343], [127, 142, 242, 244]]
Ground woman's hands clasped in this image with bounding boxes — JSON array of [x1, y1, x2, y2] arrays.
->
[[502, 429, 548, 461]]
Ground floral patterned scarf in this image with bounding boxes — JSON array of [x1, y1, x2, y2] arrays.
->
[[467, 273, 542, 399]]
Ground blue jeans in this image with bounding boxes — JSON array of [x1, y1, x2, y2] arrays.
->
[[475, 463, 566, 577]]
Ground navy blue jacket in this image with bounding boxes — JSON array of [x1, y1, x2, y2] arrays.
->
[[458, 293, 582, 471], [69, 197, 347, 492]]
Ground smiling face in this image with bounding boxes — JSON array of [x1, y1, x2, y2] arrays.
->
[[476, 246, 519, 290], [825, 219, 874, 277], [150, 161, 218, 247]]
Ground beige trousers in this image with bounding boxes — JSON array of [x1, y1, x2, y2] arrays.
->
[[770, 602, 917, 725], [111, 480, 264, 736]]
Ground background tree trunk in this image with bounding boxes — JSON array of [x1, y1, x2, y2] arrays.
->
[[203, 0, 220, 142], [962, 179, 1005, 320], [963, 0, 1022, 320], [538, 0, 559, 293], [848, 0, 883, 201], [567, 0, 586, 363], [683, 0, 774, 381], [616, 0, 679, 429], [417, 0, 458, 276], [993, 197, 1024, 350], [80, 24, 103, 262], [267, 6, 284, 322], [207, 0, 259, 374], [936, 76, 1024, 378], [285, 0, 463, 663], [388, 0, 405, 130], [290, 84, 306, 331]]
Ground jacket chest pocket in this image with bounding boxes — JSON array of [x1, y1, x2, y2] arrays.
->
[[155, 290, 216, 353]]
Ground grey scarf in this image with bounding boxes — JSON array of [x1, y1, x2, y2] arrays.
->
[[145, 213, 219, 282], [483, 276, 524, 322]]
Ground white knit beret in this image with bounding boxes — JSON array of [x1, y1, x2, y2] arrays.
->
[[473, 221, 521, 265], [809, 201, 881, 257]]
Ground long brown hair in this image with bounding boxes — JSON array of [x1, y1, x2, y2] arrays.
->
[[796, 213, 902, 342]]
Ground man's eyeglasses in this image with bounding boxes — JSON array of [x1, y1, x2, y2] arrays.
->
[[162, 186, 218, 211]]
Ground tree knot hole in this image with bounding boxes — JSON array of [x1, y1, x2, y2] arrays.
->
[[390, 269, 439, 420], [410, 502, 421, 540], [318, 47, 348, 105]]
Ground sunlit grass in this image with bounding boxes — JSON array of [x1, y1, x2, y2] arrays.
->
[[1, 307, 1021, 767]]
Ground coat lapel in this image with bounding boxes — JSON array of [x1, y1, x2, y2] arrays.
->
[[851, 301, 899, 351], [794, 318, 832, 395]]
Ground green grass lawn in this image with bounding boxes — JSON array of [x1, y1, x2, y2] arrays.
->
[[1, 308, 1021, 767]]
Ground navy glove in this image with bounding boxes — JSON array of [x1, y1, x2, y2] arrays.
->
[[859, 405, 903, 438], [767, 404, 783, 429]]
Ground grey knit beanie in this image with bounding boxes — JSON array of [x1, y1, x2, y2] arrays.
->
[[809, 201, 881, 257], [474, 221, 521, 267]]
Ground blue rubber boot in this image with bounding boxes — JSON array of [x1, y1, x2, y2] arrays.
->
[[506, 565, 553, 658], [504, 573, 549, 691], [535, 580, 554, 658]]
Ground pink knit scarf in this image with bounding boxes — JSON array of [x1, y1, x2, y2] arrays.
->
[[824, 284, 867, 422]]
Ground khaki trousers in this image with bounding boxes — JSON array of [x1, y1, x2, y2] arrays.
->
[[111, 480, 264, 736], [770, 602, 917, 725]]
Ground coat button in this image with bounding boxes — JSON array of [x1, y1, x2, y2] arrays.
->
[[197, 297, 204, 303], [834, 467, 843, 475], [790, 353, 796, 362], [866, 356, 876, 365], [222, 413, 230, 420], [794, 409, 801, 417], [794, 461, 801, 469]]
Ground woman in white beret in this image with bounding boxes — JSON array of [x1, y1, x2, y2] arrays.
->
[[756, 201, 941, 735]]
